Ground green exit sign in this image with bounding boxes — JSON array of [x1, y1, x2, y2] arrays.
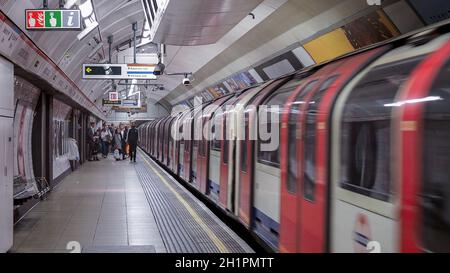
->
[[26, 9, 81, 30]]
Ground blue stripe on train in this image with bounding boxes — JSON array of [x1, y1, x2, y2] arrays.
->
[[252, 207, 280, 249], [207, 179, 220, 199]]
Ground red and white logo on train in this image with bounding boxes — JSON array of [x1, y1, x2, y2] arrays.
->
[[353, 213, 372, 253]]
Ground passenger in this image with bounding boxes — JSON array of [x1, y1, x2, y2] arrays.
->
[[92, 129, 101, 161], [108, 124, 115, 154], [127, 123, 139, 163], [113, 128, 123, 161], [86, 122, 96, 161], [121, 125, 129, 160], [101, 127, 112, 158]]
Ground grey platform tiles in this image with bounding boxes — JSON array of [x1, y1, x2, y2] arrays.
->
[[82, 245, 156, 253], [135, 151, 253, 253], [10, 151, 252, 253]]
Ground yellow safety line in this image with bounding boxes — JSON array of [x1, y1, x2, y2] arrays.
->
[[138, 150, 230, 253]]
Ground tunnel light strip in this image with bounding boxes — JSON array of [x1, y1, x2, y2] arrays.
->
[[384, 96, 443, 107]]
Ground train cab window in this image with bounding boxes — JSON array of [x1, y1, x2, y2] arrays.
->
[[287, 80, 318, 193], [421, 60, 450, 252], [257, 80, 301, 167], [340, 57, 423, 202], [303, 76, 337, 201]]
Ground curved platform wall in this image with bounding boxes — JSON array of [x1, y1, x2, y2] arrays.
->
[[13, 77, 41, 182], [52, 99, 72, 180]]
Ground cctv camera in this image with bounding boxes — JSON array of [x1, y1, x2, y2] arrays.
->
[[182, 77, 191, 86]]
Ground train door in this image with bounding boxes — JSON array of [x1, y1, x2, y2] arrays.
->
[[252, 80, 297, 249], [182, 109, 195, 182], [151, 121, 157, 156], [234, 84, 269, 219], [174, 115, 182, 175], [196, 115, 209, 194], [191, 108, 204, 186], [178, 119, 185, 177], [207, 96, 233, 201], [148, 121, 153, 154], [237, 79, 290, 228], [296, 48, 388, 253], [169, 117, 176, 171], [279, 79, 319, 253], [165, 118, 174, 167], [195, 100, 215, 194], [329, 38, 445, 252], [159, 117, 169, 162], [396, 38, 450, 252], [153, 119, 161, 159], [151, 121, 157, 157], [146, 122, 152, 153], [219, 96, 240, 210]]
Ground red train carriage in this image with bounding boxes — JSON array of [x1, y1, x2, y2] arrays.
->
[[139, 27, 450, 253]]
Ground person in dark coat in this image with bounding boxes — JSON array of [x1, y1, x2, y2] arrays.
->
[[127, 123, 139, 163], [121, 125, 129, 160], [86, 122, 96, 161]]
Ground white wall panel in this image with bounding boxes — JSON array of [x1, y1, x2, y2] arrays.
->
[[0, 56, 14, 253]]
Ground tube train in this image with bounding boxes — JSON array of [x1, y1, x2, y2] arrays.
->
[[139, 24, 450, 253]]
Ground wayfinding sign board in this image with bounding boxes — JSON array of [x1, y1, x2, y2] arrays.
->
[[121, 99, 141, 108], [26, 9, 81, 30], [83, 64, 157, 80], [102, 99, 122, 106]]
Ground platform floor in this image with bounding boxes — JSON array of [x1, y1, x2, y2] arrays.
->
[[10, 150, 252, 253]]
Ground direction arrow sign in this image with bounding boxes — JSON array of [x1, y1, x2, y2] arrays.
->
[[26, 9, 81, 30], [83, 64, 157, 80]]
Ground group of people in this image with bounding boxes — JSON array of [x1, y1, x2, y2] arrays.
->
[[87, 122, 139, 163]]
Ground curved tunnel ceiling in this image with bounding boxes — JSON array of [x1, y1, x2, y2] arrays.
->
[[1, 0, 148, 111], [1, 0, 409, 115], [1, 0, 278, 116]]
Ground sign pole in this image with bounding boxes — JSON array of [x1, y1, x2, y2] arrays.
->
[[43, 0, 48, 8], [132, 22, 138, 64]]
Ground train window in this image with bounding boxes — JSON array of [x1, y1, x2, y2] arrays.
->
[[340, 57, 423, 202], [303, 77, 337, 201], [287, 80, 318, 193], [241, 112, 250, 172], [223, 115, 229, 164], [421, 60, 450, 252], [257, 80, 301, 167], [212, 117, 222, 151]]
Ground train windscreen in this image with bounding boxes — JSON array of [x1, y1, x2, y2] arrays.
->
[[422, 59, 450, 252], [340, 57, 423, 202]]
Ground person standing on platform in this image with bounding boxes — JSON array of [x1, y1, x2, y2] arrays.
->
[[108, 124, 115, 154], [101, 126, 112, 158], [113, 128, 123, 161], [86, 122, 96, 161], [127, 123, 139, 163], [121, 125, 129, 160]]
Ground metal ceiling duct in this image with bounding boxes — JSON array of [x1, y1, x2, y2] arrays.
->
[[141, 0, 264, 46]]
